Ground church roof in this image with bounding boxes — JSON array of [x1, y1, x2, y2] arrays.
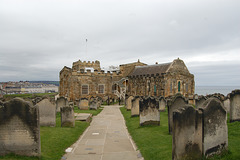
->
[[129, 62, 172, 76]]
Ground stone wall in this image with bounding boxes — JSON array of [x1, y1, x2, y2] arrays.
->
[[0, 98, 40, 156]]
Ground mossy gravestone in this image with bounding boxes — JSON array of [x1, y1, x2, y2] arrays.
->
[[0, 98, 40, 157], [199, 97, 228, 157], [56, 96, 68, 112], [126, 96, 134, 111], [61, 106, 75, 127], [172, 105, 203, 160], [167, 93, 188, 134], [139, 97, 160, 126], [230, 89, 240, 122]]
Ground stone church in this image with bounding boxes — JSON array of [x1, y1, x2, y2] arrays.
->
[[59, 58, 194, 101]]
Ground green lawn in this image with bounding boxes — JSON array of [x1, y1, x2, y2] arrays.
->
[[0, 108, 103, 160], [120, 107, 240, 160], [3, 93, 57, 100]]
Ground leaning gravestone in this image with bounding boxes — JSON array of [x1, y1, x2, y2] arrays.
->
[[167, 93, 188, 134], [139, 97, 160, 126], [56, 97, 68, 112], [79, 98, 89, 110], [126, 96, 134, 110], [131, 96, 140, 117], [229, 89, 240, 122], [0, 98, 40, 156], [172, 105, 203, 160], [199, 97, 228, 157], [195, 95, 207, 108], [159, 97, 166, 112], [90, 98, 98, 110], [37, 98, 56, 127], [61, 106, 75, 127]]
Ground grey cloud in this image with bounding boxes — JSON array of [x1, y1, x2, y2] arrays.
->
[[0, 0, 240, 86]]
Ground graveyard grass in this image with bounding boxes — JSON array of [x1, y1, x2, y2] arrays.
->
[[120, 107, 240, 160], [0, 107, 103, 160]]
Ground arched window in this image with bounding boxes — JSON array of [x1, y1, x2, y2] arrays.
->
[[178, 81, 181, 92]]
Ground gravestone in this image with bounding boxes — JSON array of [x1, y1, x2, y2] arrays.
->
[[126, 96, 134, 110], [69, 101, 74, 108], [223, 98, 230, 113], [37, 98, 56, 127], [167, 93, 188, 134], [131, 96, 140, 117], [195, 96, 207, 108], [199, 98, 228, 157], [139, 97, 160, 126], [159, 97, 166, 112], [61, 106, 75, 127], [90, 98, 98, 110], [79, 98, 89, 110], [229, 89, 240, 122], [172, 105, 203, 160], [56, 97, 68, 112], [0, 98, 40, 156]]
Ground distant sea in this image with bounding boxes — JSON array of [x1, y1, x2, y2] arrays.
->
[[195, 86, 240, 96]]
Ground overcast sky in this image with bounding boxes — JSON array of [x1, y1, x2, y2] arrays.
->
[[0, 0, 240, 86]]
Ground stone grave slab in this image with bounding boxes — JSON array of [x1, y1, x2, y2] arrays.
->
[[37, 98, 56, 127], [139, 97, 160, 126], [0, 98, 40, 156]]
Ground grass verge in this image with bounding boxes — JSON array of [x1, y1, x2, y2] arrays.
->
[[120, 107, 240, 160]]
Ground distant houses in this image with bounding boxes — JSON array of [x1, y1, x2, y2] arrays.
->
[[0, 81, 58, 95]]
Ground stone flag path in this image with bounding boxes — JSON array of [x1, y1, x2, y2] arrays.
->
[[62, 105, 143, 160]]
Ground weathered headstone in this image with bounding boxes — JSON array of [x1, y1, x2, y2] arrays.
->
[[199, 97, 228, 157], [139, 97, 160, 126], [195, 95, 207, 108], [37, 98, 56, 127], [229, 89, 240, 122], [167, 93, 188, 134], [131, 96, 140, 117], [172, 105, 203, 160], [89, 98, 98, 110], [159, 97, 166, 112], [126, 95, 133, 110], [61, 106, 75, 127], [0, 98, 41, 156], [223, 98, 230, 113], [56, 96, 68, 112], [79, 98, 89, 110]]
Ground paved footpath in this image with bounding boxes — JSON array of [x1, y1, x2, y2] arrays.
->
[[62, 105, 143, 160]]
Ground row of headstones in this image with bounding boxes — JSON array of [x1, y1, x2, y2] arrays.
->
[[195, 89, 240, 122], [125, 89, 240, 159], [56, 97, 102, 112], [125, 95, 166, 125], [0, 96, 103, 157]]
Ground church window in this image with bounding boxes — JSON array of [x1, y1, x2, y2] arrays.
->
[[170, 83, 172, 93], [178, 81, 181, 92], [186, 83, 188, 92], [98, 84, 104, 94], [82, 84, 89, 94]]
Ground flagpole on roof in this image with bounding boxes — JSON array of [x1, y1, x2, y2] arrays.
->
[[86, 39, 88, 56]]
